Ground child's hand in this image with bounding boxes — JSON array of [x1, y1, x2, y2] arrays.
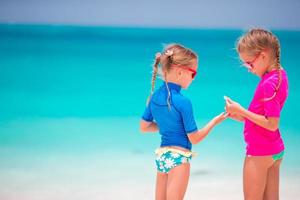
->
[[224, 96, 243, 115], [213, 112, 229, 125]]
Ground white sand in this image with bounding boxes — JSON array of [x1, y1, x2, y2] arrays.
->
[[0, 152, 299, 200]]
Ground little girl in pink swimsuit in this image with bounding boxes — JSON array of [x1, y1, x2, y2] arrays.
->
[[225, 28, 289, 200]]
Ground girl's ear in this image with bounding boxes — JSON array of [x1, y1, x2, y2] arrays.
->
[[261, 51, 267, 60], [177, 69, 183, 79], [175, 69, 180, 80]]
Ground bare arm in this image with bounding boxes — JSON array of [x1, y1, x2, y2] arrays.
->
[[140, 120, 158, 133], [188, 112, 228, 144], [225, 96, 279, 131], [238, 107, 279, 131], [228, 113, 245, 122]]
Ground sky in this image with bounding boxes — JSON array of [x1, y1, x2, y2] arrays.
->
[[0, 0, 300, 29]]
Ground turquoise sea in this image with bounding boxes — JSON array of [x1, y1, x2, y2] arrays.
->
[[0, 24, 299, 199]]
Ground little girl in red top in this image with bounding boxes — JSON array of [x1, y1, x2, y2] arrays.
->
[[225, 28, 289, 200]]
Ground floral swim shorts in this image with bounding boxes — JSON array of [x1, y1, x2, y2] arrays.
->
[[155, 147, 196, 173]]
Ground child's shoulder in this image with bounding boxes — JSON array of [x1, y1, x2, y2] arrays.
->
[[262, 69, 286, 87], [172, 93, 193, 109]]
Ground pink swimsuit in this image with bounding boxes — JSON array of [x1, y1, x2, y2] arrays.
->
[[244, 69, 289, 156]]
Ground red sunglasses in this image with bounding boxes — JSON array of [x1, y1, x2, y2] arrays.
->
[[244, 53, 261, 69], [171, 64, 197, 79]]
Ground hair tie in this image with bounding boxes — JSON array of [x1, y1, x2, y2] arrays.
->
[[165, 49, 174, 57], [155, 52, 161, 60]]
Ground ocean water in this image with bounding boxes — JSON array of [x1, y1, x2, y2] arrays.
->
[[0, 24, 300, 200]]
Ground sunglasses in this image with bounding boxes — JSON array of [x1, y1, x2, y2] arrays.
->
[[244, 53, 261, 69], [171, 64, 197, 79]]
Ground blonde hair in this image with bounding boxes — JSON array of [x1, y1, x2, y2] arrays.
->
[[147, 43, 197, 107], [237, 28, 281, 67], [237, 28, 282, 101]]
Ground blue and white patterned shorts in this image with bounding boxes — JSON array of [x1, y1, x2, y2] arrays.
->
[[155, 147, 194, 173]]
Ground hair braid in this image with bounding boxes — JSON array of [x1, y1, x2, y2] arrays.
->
[[146, 53, 160, 105]]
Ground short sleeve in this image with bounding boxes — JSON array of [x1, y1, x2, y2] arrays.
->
[[178, 98, 198, 134], [142, 104, 153, 122], [263, 80, 281, 117]]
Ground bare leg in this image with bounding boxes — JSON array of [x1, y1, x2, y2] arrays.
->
[[243, 156, 274, 200], [166, 163, 190, 200], [263, 159, 282, 200], [156, 172, 168, 200]]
